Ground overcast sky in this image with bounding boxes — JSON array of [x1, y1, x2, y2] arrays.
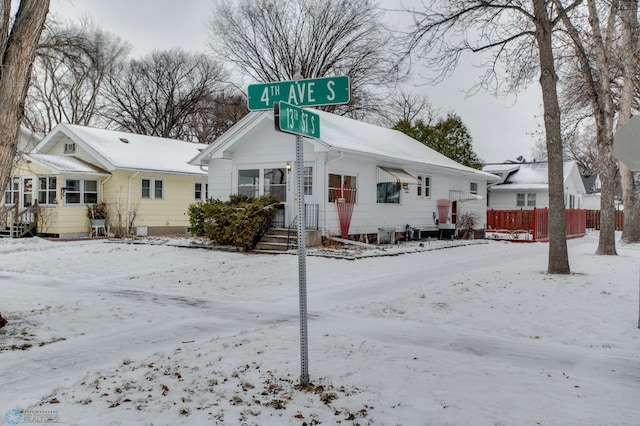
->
[[48, 0, 544, 163]]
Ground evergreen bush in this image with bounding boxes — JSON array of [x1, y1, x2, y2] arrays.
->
[[188, 194, 278, 250]]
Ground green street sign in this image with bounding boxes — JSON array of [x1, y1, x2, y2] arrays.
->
[[275, 101, 320, 139], [248, 75, 350, 111]]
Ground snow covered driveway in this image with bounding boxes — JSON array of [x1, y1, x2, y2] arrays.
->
[[0, 233, 639, 425]]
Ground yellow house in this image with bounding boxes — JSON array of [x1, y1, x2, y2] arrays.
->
[[1, 124, 209, 238]]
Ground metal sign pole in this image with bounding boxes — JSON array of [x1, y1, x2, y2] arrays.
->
[[295, 133, 310, 386]]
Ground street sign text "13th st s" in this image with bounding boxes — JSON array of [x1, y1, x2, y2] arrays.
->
[[275, 101, 320, 139], [248, 75, 350, 111]]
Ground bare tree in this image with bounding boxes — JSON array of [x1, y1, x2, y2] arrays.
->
[[553, 0, 619, 255], [207, 0, 403, 117], [102, 49, 227, 141], [185, 90, 249, 144], [378, 90, 441, 128], [24, 18, 130, 135], [1, 0, 50, 196], [616, 0, 640, 243], [405, 0, 572, 273]]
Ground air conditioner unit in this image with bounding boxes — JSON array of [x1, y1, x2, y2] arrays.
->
[[64, 142, 76, 153], [378, 227, 395, 244]]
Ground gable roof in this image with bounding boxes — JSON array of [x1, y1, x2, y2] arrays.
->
[[190, 110, 500, 182], [36, 123, 208, 176], [581, 173, 600, 194]]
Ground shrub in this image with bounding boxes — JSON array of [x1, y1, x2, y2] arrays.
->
[[188, 194, 278, 250]]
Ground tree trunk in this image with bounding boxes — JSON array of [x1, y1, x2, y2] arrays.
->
[[618, 0, 640, 243], [585, 0, 617, 255], [532, 0, 570, 274], [620, 164, 640, 242], [0, 0, 50, 193]]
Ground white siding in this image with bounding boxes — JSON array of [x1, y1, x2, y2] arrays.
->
[[207, 159, 232, 200], [488, 190, 549, 210], [322, 153, 488, 236]]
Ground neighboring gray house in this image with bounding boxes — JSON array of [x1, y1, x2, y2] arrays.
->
[[190, 110, 500, 241], [483, 161, 586, 210]]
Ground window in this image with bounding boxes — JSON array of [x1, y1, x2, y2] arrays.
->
[[264, 168, 287, 202], [141, 179, 150, 198], [470, 182, 478, 195], [417, 174, 431, 198], [328, 173, 357, 202], [141, 178, 164, 199], [38, 176, 57, 205], [84, 180, 98, 203], [154, 180, 163, 199], [516, 193, 525, 207], [377, 182, 400, 204], [195, 182, 208, 201], [64, 179, 98, 205], [4, 176, 19, 205], [304, 166, 313, 196], [238, 169, 259, 198], [527, 193, 536, 207]]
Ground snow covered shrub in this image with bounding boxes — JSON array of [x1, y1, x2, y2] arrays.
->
[[188, 194, 278, 250]]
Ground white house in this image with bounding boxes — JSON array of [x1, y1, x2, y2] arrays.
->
[[483, 161, 586, 210], [189, 110, 500, 241]]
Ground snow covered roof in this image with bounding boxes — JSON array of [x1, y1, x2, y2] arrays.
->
[[485, 161, 578, 190], [36, 124, 208, 176], [17, 126, 42, 154], [191, 110, 500, 182], [25, 153, 109, 175]]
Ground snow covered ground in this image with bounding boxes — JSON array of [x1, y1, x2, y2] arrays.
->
[[0, 231, 639, 425]]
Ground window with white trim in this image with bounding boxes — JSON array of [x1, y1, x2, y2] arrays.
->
[[377, 181, 400, 204], [142, 178, 164, 199], [516, 193, 525, 207], [195, 182, 209, 201], [470, 182, 478, 195], [64, 179, 98, 205], [304, 166, 313, 196], [38, 176, 57, 205], [238, 169, 259, 198], [527, 193, 536, 207], [417, 174, 431, 198], [4, 176, 19, 205], [328, 173, 357, 203]]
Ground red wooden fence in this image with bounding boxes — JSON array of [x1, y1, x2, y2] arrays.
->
[[487, 208, 586, 241], [585, 210, 624, 231]]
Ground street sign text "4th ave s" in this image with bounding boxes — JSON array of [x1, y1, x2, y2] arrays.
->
[[247, 75, 350, 110]]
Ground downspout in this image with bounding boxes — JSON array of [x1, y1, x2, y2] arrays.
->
[[127, 171, 140, 236], [100, 175, 112, 202], [323, 151, 344, 235]]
